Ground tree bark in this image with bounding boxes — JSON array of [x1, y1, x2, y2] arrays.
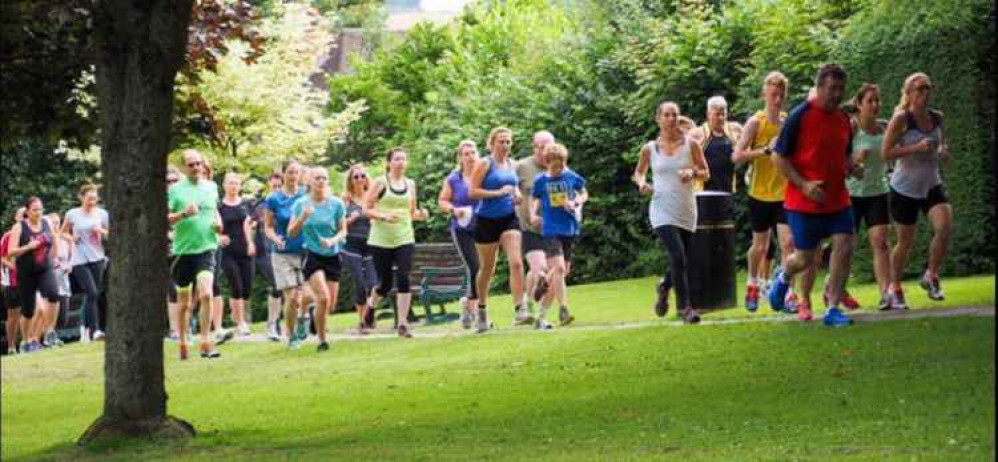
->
[[79, 0, 195, 445]]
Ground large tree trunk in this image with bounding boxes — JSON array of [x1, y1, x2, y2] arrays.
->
[[79, 0, 195, 445]]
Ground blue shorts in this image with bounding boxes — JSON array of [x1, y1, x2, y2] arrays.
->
[[786, 207, 855, 251]]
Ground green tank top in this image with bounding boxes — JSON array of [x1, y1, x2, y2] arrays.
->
[[846, 124, 888, 197], [367, 176, 415, 248]]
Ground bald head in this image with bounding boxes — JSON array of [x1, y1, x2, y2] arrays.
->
[[182, 149, 203, 181]]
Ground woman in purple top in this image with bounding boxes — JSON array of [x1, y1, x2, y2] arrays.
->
[[438, 140, 481, 329]]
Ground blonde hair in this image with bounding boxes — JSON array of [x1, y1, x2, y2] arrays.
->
[[342, 163, 368, 203], [678, 116, 696, 134], [223, 171, 241, 183], [544, 143, 569, 163], [762, 71, 788, 99], [895, 72, 931, 114], [201, 156, 214, 181], [487, 127, 513, 149], [455, 139, 477, 169]]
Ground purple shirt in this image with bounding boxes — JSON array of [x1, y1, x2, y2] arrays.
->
[[447, 170, 479, 231]]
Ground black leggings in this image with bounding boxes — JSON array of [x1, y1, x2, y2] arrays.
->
[[655, 225, 693, 309], [371, 244, 414, 296], [17, 268, 60, 319], [222, 253, 254, 299], [71, 260, 105, 331], [450, 227, 479, 300]]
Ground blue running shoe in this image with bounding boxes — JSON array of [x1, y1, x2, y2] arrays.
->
[[823, 307, 854, 327], [768, 269, 789, 312]]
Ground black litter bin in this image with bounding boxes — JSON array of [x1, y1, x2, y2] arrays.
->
[[688, 191, 736, 310]]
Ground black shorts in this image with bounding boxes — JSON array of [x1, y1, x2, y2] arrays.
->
[[2, 286, 20, 309], [543, 235, 577, 262], [303, 252, 341, 282], [474, 214, 520, 244], [890, 185, 948, 225], [748, 198, 786, 233], [851, 194, 891, 231], [170, 251, 216, 289], [17, 269, 60, 319], [521, 230, 547, 256]]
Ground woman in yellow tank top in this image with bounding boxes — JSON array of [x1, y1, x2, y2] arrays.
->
[[732, 71, 800, 313]]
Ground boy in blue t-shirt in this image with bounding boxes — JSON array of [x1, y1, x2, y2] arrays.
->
[[529, 143, 588, 330]]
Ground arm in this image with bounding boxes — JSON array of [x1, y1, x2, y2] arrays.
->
[[690, 141, 710, 181], [60, 214, 75, 242], [936, 114, 950, 162], [287, 204, 309, 239], [7, 225, 34, 258], [263, 207, 284, 248], [686, 127, 705, 147], [732, 117, 765, 165], [529, 194, 542, 229], [363, 179, 395, 222], [631, 146, 653, 194], [882, 113, 932, 161], [244, 215, 256, 256], [324, 215, 349, 248], [437, 176, 455, 214], [409, 180, 426, 221]]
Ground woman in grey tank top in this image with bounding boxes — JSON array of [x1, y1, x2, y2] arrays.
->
[[632, 101, 710, 324], [883, 72, 952, 304]]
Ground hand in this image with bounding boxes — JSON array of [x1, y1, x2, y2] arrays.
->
[[678, 169, 695, 183], [914, 138, 934, 153], [801, 180, 826, 203], [499, 185, 516, 196], [937, 144, 951, 162], [452, 207, 467, 219], [852, 149, 870, 165], [219, 235, 231, 247], [27, 239, 41, 250], [849, 162, 865, 179], [184, 203, 199, 217], [414, 208, 429, 221], [530, 216, 542, 228], [347, 211, 362, 222], [638, 182, 653, 195], [93, 224, 106, 236], [321, 236, 340, 248], [248, 244, 257, 257], [301, 205, 314, 219], [382, 213, 400, 223], [275, 237, 286, 251]]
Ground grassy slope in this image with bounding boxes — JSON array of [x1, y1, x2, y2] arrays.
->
[[1, 275, 994, 462]]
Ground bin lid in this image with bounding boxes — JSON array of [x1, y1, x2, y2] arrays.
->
[[695, 191, 732, 197]]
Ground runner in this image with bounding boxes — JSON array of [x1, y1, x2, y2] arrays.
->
[[769, 63, 857, 326], [253, 172, 283, 341], [837, 83, 891, 310], [264, 160, 311, 348], [167, 149, 223, 359], [469, 127, 527, 333], [1, 208, 26, 354], [62, 183, 109, 343], [732, 71, 797, 313], [166, 167, 181, 341], [364, 147, 429, 338], [340, 164, 379, 333], [688, 96, 742, 193], [883, 72, 952, 306], [218, 172, 256, 336], [7, 197, 61, 353], [289, 167, 347, 351], [201, 158, 232, 344], [514, 131, 554, 323], [528, 143, 587, 329], [44, 213, 72, 347], [438, 141, 481, 329], [633, 101, 709, 324]]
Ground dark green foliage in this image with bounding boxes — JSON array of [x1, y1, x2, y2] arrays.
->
[[0, 141, 101, 231]]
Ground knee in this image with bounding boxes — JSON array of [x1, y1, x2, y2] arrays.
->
[[870, 235, 889, 254], [508, 257, 524, 274], [551, 261, 567, 277]]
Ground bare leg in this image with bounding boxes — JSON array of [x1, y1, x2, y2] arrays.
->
[[868, 225, 892, 294], [525, 250, 547, 303], [747, 230, 770, 284], [925, 204, 952, 278], [307, 273, 331, 343], [891, 224, 917, 284], [6, 308, 20, 351], [499, 231, 525, 307], [475, 243, 499, 309], [825, 234, 855, 308], [197, 274, 215, 350], [211, 295, 224, 332], [282, 287, 300, 341]]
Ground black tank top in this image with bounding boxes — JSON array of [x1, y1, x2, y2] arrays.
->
[[16, 219, 53, 273], [703, 133, 735, 193]]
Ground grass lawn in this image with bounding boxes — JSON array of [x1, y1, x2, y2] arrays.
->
[[2, 275, 994, 461]]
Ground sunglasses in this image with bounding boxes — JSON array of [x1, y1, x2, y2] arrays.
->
[[187, 161, 202, 167], [915, 84, 933, 93], [352, 173, 368, 180]]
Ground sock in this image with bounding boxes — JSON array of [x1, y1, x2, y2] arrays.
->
[[747, 276, 758, 287], [538, 303, 551, 321]]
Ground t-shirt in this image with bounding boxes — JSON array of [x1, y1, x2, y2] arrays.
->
[[846, 124, 888, 197], [774, 100, 852, 214], [168, 178, 220, 255], [0, 232, 17, 287], [265, 187, 307, 254], [219, 200, 251, 258], [515, 157, 545, 232], [532, 169, 587, 237], [64, 207, 109, 266], [291, 195, 346, 257]]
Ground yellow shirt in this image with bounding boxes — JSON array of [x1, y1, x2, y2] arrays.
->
[[747, 110, 787, 202]]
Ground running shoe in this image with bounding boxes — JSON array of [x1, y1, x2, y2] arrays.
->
[[25, 341, 42, 353], [768, 269, 789, 312], [823, 307, 854, 327], [655, 281, 670, 317], [213, 329, 234, 346], [744, 285, 759, 313], [296, 317, 309, 341], [784, 293, 800, 314], [514, 305, 534, 325], [558, 306, 575, 326], [877, 293, 893, 311], [475, 312, 493, 334], [891, 285, 910, 310], [533, 275, 549, 302], [823, 286, 861, 310], [167, 331, 180, 342], [42, 331, 55, 347], [238, 322, 251, 336], [397, 324, 413, 338], [920, 275, 945, 301], [317, 341, 330, 353], [200, 349, 221, 359], [796, 300, 813, 322], [534, 319, 553, 330], [266, 323, 281, 342], [287, 338, 301, 350], [459, 298, 472, 329], [681, 308, 701, 324], [93, 330, 106, 341]]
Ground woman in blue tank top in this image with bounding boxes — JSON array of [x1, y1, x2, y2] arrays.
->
[[468, 127, 527, 333]]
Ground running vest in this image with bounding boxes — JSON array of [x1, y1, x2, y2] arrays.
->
[[476, 156, 518, 219], [846, 120, 888, 198], [648, 139, 697, 232], [367, 176, 415, 248], [747, 110, 788, 202], [890, 110, 943, 199], [16, 219, 54, 274], [697, 122, 737, 193]]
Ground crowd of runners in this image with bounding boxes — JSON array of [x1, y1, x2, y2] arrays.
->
[[0, 67, 954, 357]]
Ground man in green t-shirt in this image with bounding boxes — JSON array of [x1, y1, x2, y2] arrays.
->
[[167, 149, 223, 360]]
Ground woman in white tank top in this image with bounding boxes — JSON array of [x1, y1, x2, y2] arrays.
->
[[632, 101, 710, 324]]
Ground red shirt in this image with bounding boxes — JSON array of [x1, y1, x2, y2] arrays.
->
[[0, 231, 17, 287], [774, 100, 852, 214]]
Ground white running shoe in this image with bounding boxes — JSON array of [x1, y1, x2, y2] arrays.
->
[[266, 323, 281, 342], [238, 323, 251, 336], [514, 306, 534, 325], [534, 319, 553, 330]]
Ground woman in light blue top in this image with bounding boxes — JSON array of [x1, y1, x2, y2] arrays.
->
[[289, 167, 347, 352], [468, 127, 527, 333], [61, 183, 109, 341]]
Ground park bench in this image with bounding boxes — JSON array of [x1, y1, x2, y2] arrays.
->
[[376, 242, 468, 326]]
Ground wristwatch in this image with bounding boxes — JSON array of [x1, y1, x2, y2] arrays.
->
[[763, 147, 773, 155]]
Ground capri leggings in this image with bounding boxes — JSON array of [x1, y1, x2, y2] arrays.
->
[[654, 225, 693, 310], [340, 240, 378, 306], [222, 253, 254, 299], [371, 244, 414, 296], [17, 268, 60, 319], [450, 227, 479, 300], [71, 260, 105, 331], [255, 252, 280, 299]]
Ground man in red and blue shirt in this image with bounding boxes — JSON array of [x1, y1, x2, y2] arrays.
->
[[769, 63, 858, 327]]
